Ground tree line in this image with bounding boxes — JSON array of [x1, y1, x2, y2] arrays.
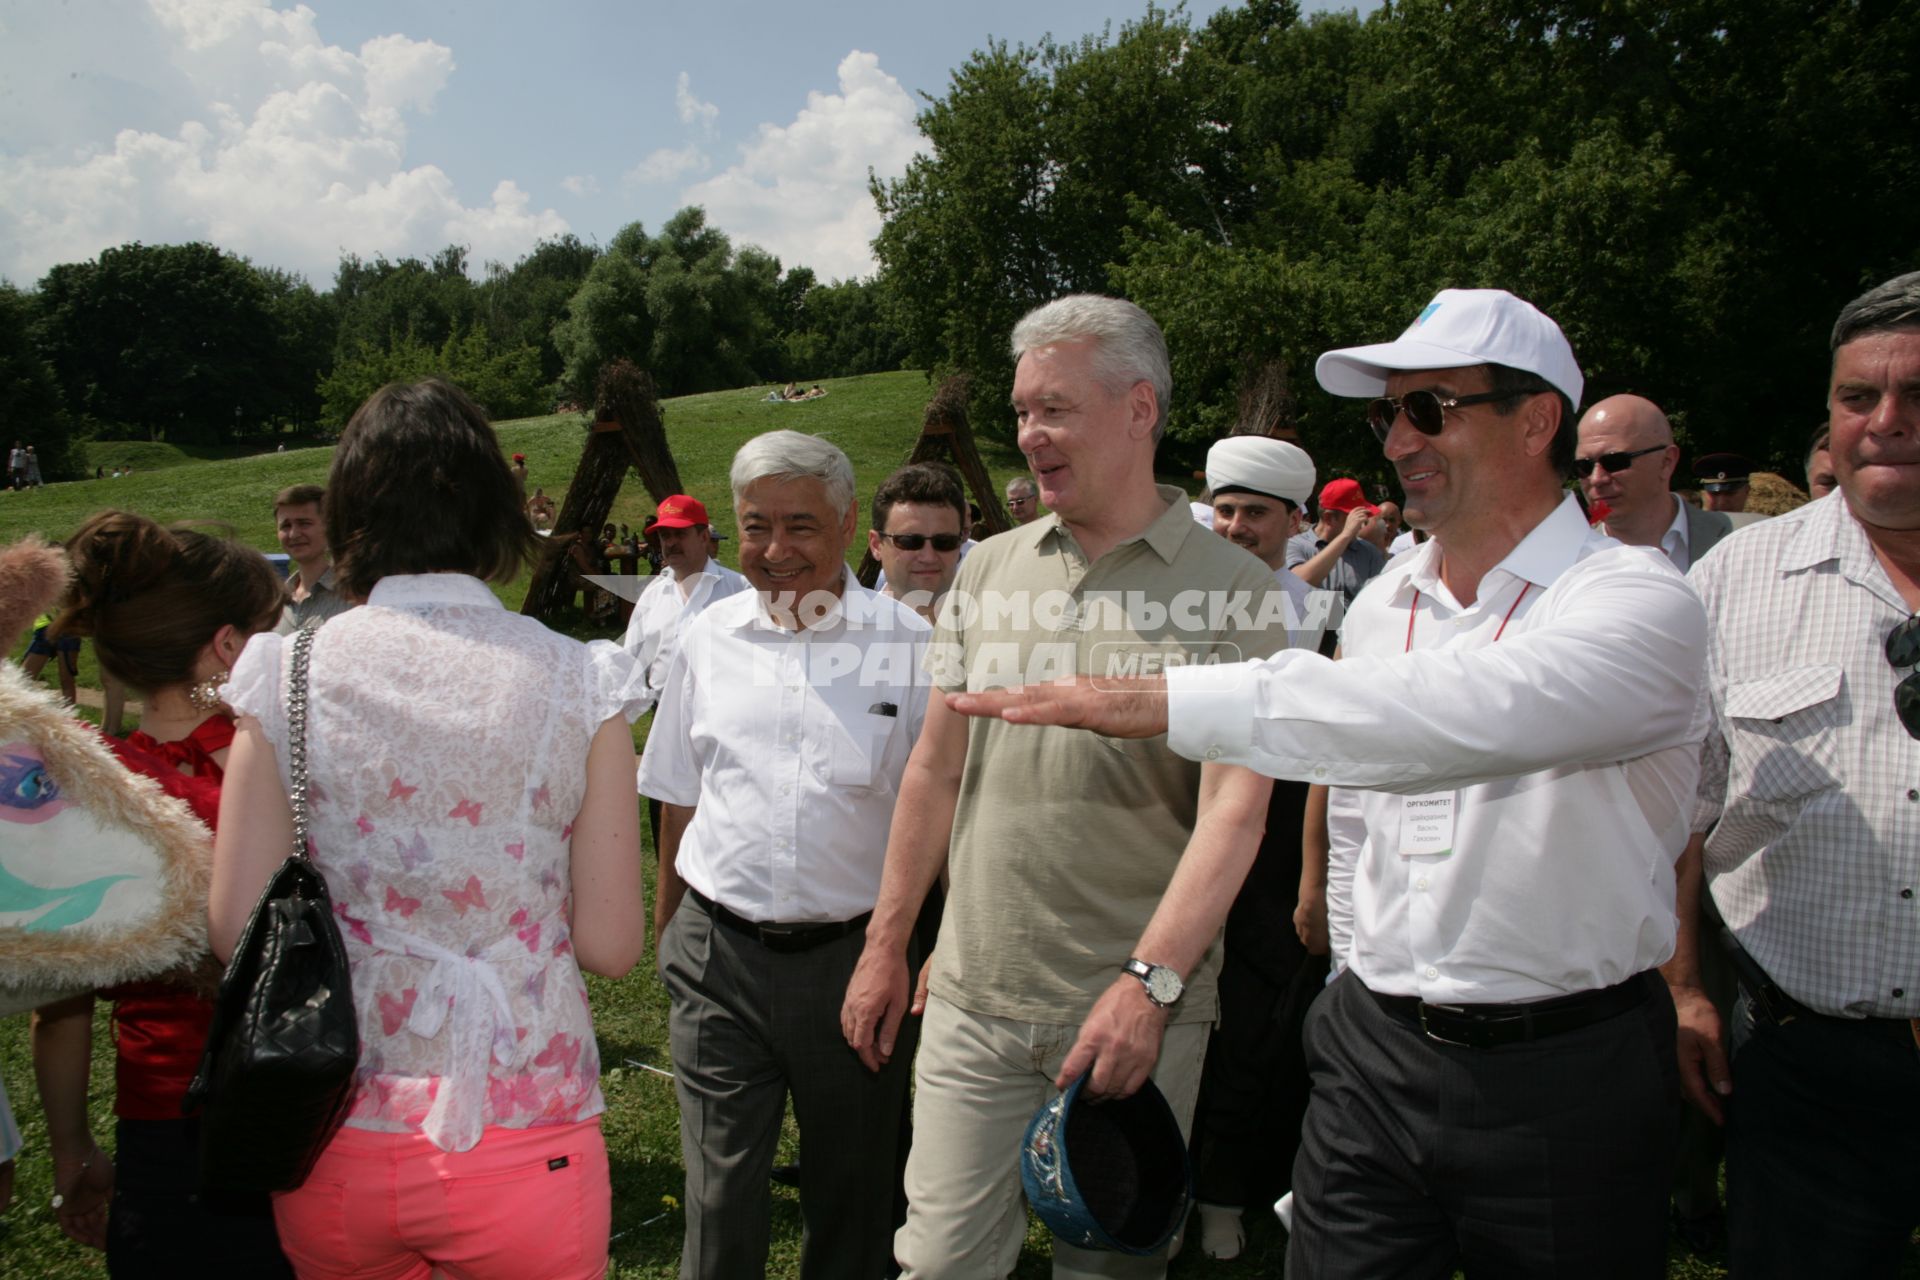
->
[[871, 0, 1920, 480], [0, 209, 905, 482], [6, 0, 1914, 485]]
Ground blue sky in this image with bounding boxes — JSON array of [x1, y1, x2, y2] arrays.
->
[[0, 0, 1371, 289]]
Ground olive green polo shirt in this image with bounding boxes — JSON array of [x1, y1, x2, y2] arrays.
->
[[926, 485, 1291, 1025]]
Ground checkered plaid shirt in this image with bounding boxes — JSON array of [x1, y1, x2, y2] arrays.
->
[[1690, 492, 1920, 1018]]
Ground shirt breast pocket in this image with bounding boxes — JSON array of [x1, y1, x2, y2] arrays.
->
[[826, 709, 900, 789], [1724, 664, 1846, 803]]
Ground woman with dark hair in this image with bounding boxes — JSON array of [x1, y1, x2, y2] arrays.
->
[[209, 378, 645, 1280], [31, 512, 292, 1276]]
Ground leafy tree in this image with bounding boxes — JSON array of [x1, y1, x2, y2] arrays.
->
[[256, 265, 335, 431], [33, 242, 286, 443], [0, 284, 80, 480], [552, 208, 799, 401], [877, 0, 1920, 476], [331, 248, 477, 365], [318, 327, 543, 427], [476, 234, 601, 387], [781, 277, 909, 379]]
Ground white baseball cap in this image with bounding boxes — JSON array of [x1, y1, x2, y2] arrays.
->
[[1314, 288, 1583, 409], [1206, 436, 1316, 508]]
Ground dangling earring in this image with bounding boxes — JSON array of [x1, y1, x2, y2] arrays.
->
[[188, 669, 229, 712]]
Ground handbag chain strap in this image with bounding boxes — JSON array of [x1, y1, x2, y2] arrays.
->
[[288, 622, 317, 861]]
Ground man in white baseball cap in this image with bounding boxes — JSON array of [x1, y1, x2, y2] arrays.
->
[[946, 287, 1710, 1279]]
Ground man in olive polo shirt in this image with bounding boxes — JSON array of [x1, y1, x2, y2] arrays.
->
[[841, 295, 1288, 1279]]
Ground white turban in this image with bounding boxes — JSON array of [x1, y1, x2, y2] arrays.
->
[[1205, 436, 1315, 507]]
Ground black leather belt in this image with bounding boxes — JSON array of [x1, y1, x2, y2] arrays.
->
[[1367, 973, 1653, 1049], [688, 888, 870, 954]]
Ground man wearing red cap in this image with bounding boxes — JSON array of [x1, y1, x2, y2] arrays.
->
[[622, 494, 746, 854], [622, 494, 746, 713], [1288, 478, 1385, 606]]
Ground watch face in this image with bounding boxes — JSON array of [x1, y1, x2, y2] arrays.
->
[[1144, 966, 1183, 1005]]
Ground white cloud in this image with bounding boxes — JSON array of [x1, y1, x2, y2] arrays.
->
[[626, 145, 709, 187], [675, 71, 718, 136], [562, 174, 600, 198], [680, 50, 923, 283], [0, 0, 564, 285]]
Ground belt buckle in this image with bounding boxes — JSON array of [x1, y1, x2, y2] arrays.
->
[[756, 923, 806, 952], [1417, 1004, 1476, 1048]]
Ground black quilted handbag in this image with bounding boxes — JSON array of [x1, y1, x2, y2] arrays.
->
[[184, 623, 359, 1192]]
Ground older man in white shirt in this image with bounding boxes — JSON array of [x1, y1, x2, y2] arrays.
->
[[951, 288, 1711, 1280], [639, 431, 931, 1280]]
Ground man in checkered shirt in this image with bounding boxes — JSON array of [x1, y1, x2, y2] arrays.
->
[[1666, 268, 1920, 1279]]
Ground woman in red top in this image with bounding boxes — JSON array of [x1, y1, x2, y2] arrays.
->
[[30, 511, 291, 1277]]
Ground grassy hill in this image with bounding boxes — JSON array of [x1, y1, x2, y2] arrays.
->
[[2, 370, 1046, 709], [0, 372, 1035, 603]]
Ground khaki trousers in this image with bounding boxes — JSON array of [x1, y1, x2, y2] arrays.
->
[[896, 993, 1209, 1280]]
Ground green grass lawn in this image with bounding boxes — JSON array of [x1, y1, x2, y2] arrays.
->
[[1, 372, 1039, 581], [0, 371, 1766, 1277]]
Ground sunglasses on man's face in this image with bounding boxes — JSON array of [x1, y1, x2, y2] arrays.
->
[[1571, 445, 1669, 479], [878, 531, 964, 552], [1885, 615, 1920, 738], [1366, 389, 1524, 443]]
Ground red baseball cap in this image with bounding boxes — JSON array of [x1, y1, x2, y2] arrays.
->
[[647, 494, 709, 530], [1318, 478, 1378, 516]]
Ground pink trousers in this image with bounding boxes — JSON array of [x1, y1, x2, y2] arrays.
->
[[272, 1118, 610, 1280]]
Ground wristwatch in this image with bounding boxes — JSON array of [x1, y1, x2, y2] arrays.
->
[[1123, 958, 1184, 1008]]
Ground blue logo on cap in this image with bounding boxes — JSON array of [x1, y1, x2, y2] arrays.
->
[[1412, 302, 1441, 327]]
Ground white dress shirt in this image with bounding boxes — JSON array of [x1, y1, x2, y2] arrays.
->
[[1690, 492, 1920, 1018], [637, 569, 931, 923], [1168, 494, 1711, 1003], [620, 562, 748, 713], [1658, 494, 1693, 571]]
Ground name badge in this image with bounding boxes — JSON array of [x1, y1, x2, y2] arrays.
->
[[1398, 792, 1456, 858]]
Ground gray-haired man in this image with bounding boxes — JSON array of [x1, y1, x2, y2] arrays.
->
[[842, 296, 1286, 1278], [640, 430, 932, 1280]]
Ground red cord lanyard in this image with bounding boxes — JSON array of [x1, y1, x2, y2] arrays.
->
[[1405, 582, 1531, 652]]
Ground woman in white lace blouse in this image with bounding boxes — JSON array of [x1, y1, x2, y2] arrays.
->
[[210, 379, 646, 1280]]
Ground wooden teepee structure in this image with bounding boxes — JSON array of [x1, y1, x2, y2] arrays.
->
[[520, 360, 684, 623]]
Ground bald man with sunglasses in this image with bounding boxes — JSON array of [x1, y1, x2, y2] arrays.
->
[[1577, 395, 1733, 572], [948, 288, 1712, 1280]]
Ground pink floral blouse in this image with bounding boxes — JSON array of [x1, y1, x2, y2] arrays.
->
[[226, 574, 640, 1152]]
